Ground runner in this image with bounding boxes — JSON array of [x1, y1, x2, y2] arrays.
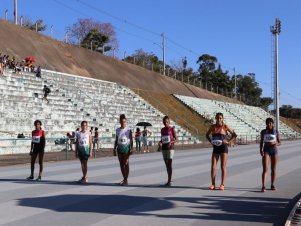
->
[[113, 114, 133, 186], [134, 128, 142, 152], [206, 112, 237, 190], [260, 117, 281, 192], [142, 126, 152, 153], [75, 121, 92, 184], [27, 120, 46, 181], [158, 116, 177, 187]]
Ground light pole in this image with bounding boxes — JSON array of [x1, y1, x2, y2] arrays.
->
[[270, 18, 281, 131], [123, 51, 126, 60], [20, 16, 23, 27], [50, 25, 53, 37], [5, 10, 8, 21], [14, 0, 18, 25], [233, 67, 237, 98], [162, 32, 165, 75]]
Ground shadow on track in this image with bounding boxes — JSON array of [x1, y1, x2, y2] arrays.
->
[[17, 193, 289, 224]]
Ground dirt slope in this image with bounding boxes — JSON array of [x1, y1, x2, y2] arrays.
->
[[0, 20, 239, 103]]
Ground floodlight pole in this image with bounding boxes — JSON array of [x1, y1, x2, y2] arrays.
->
[[270, 18, 281, 131]]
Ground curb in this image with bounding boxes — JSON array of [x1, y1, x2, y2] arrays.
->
[[285, 199, 301, 226]]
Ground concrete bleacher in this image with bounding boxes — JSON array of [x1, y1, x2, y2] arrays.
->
[[0, 69, 194, 154], [174, 94, 300, 140]]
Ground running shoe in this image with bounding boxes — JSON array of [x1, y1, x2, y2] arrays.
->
[[261, 186, 266, 192], [209, 184, 215, 190], [35, 176, 42, 182], [120, 180, 128, 186], [219, 184, 225, 191], [164, 182, 172, 187], [26, 176, 34, 180], [271, 185, 277, 191], [78, 177, 88, 184]]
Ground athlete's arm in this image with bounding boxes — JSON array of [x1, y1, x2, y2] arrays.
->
[[276, 130, 281, 146], [259, 130, 264, 156], [89, 132, 93, 157], [75, 135, 78, 158], [225, 125, 237, 144], [148, 129, 152, 136], [42, 131, 46, 150], [113, 134, 118, 156], [171, 127, 178, 144], [206, 126, 213, 143]]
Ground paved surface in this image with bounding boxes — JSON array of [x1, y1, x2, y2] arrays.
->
[[0, 141, 300, 226]]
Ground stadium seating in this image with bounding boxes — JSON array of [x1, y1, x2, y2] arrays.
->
[[0, 69, 194, 153], [174, 94, 300, 140]]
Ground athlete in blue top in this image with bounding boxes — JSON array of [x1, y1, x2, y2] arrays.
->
[[260, 117, 281, 192]]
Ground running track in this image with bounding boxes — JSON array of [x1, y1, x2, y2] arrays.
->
[[0, 141, 301, 226]]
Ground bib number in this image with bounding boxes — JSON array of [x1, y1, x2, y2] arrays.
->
[[118, 136, 128, 145], [32, 136, 40, 143], [162, 135, 171, 144]]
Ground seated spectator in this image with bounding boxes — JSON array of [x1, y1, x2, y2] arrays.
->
[[42, 85, 51, 103]]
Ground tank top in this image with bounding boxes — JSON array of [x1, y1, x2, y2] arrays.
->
[[263, 129, 277, 143], [135, 131, 141, 137], [211, 124, 227, 145], [116, 127, 131, 153], [76, 131, 91, 155], [32, 129, 45, 151], [161, 126, 175, 150]]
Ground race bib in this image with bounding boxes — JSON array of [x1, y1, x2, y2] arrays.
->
[[118, 135, 128, 145], [264, 134, 276, 143], [32, 136, 40, 144], [162, 135, 171, 144]]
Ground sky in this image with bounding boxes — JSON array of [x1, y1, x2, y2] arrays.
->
[[1, 0, 300, 107]]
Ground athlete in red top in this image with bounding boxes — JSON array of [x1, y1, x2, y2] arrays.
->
[[27, 120, 46, 181]]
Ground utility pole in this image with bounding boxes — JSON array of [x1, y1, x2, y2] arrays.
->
[[35, 22, 38, 32], [20, 15, 23, 27], [5, 10, 8, 21], [234, 67, 237, 98], [14, 0, 18, 25], [112, 48, 115, 58], [50, 25, 53, 37], [270, 18, 281, 131], [162, 32, 165, 76], [65, 32, 68, 43], [123, 51, 126, 60]]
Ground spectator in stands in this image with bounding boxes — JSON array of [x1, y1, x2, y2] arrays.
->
[[14, 62, 22, 74], [142, 126, 152, 153], [67, 132, 75, 152], [90, 127, 94, 134], [75, 121, 92, 184], [93, 127, 99, 152], [260, 117, 281, 192], [27, 120, 46, 181], [134, 128, 141, 152], [158, 116, 177, 187], [206, 112, 237, 191], [42, 85, 51, 103], [36, 66, 41, 78], [113, 114, 133, 186]]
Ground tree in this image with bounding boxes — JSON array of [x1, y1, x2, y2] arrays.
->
[[67, 18, 118, 50], [235, 73, 262, 105], [259, 97, 273, 111], [197, 54, 218, 89], [80, 29, 111, 53], [23, 18, 47, 32]]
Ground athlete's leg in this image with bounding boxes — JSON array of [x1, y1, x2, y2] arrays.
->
[[262, 154, 270, 188], [81, 159, 88, 179], [118, 154, 126, 181], [220, 153, 228, 186], [211, 153, 219, 185], [38, 152, 44, 177], [30, 152, 38, 177], [124, 155, 130, 182], [166, 159, 172, 183], [270, 155, 278, 187]]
